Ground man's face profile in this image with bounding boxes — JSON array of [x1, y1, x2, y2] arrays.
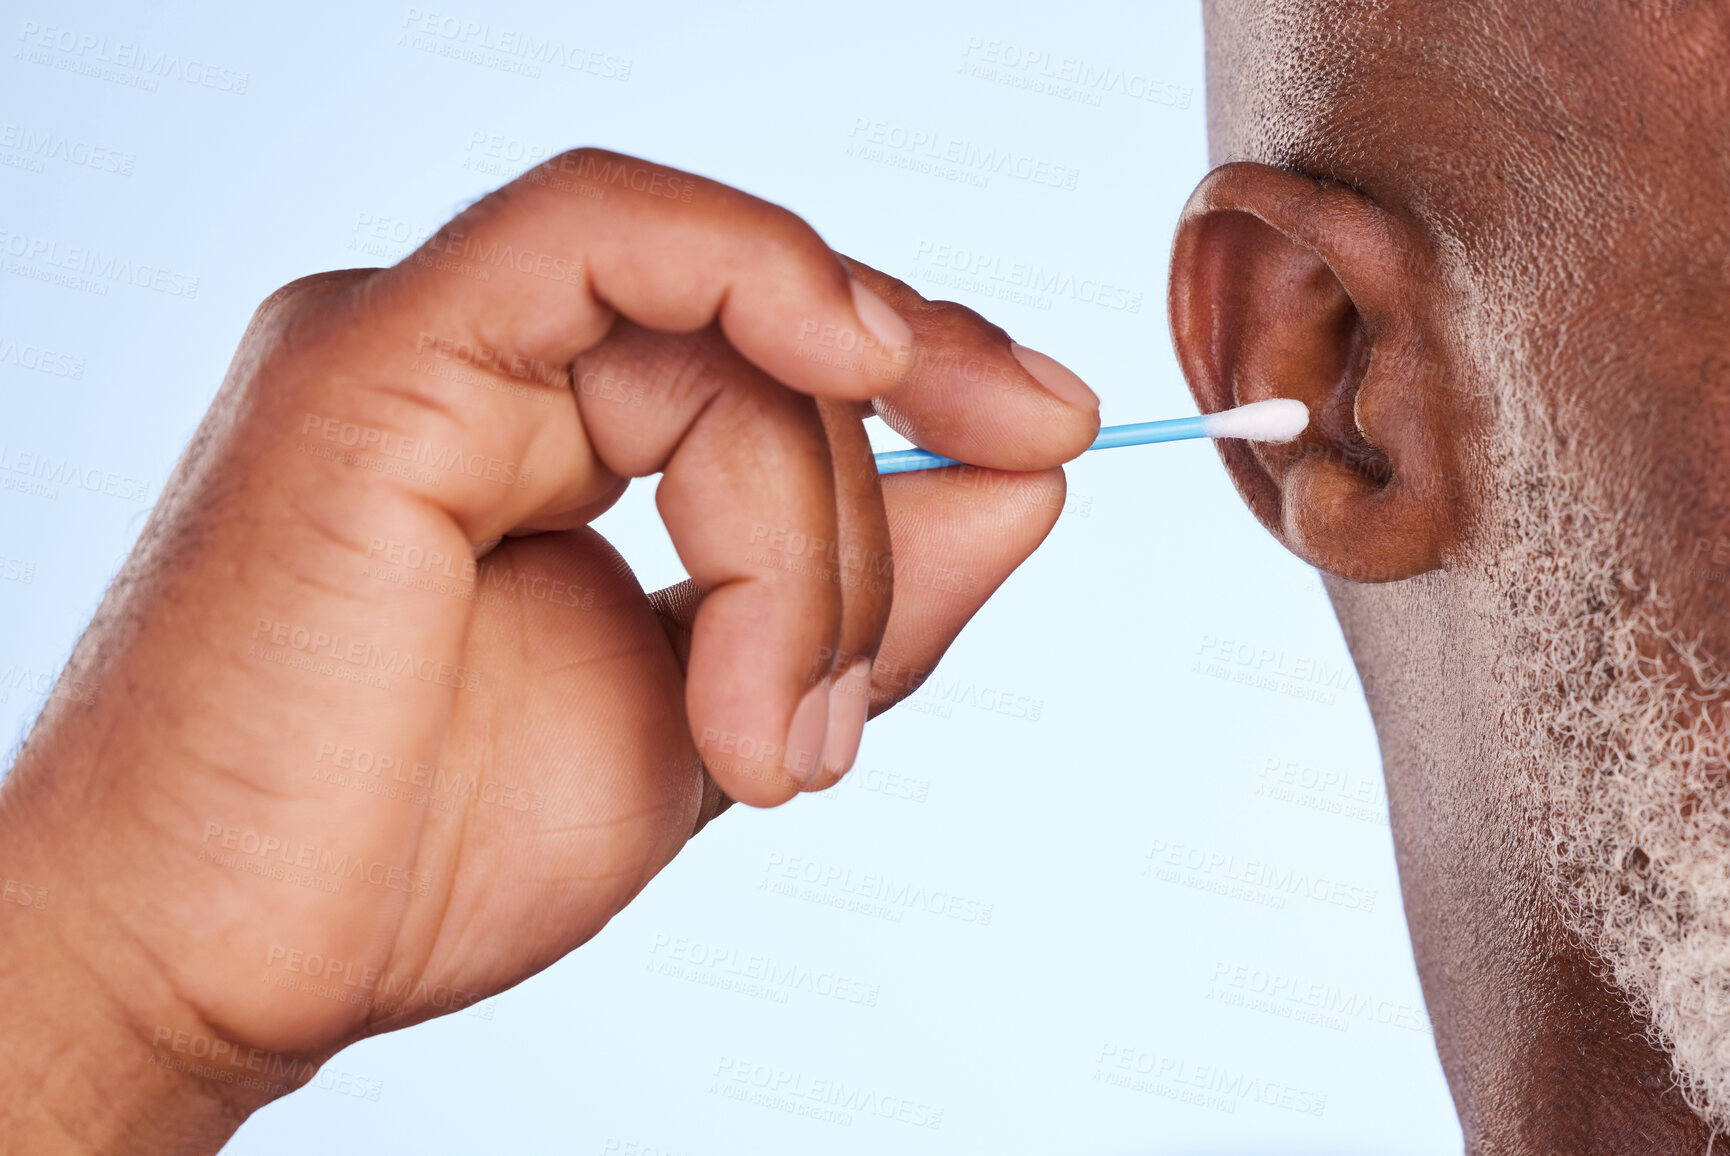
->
[[1171, 0, 1730, 1146]]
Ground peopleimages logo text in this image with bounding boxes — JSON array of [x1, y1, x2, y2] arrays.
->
[[15, 21, 250, 93], [0, 444, 148, 502], [399, 8, 631, 80], [0, 228, 198, 297], [846, 118, 1080, 190]]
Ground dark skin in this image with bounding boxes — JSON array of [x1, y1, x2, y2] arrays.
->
[[1169, 1, 1730, 1150], [3, 5, 1720, 1152], [0, 155, 1099, 1152]]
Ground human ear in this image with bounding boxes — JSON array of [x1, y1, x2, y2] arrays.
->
[[1167, 162, 1473, 582]]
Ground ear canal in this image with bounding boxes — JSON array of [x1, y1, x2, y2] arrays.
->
[[1168, 162, 1467, 582]]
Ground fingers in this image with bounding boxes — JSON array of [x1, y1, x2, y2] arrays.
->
[[571, 323, 894, 802], [804, 399, 893, 790], [383, 148, 913, 406], [600, 260, 1099, 800], [238, 154, 1088, 817], [233, 152, 934, 815], [568, 322, 846, 806], [844, 258, 1101, 471], [642, 464, 1069, 795], [572, 324, 893, 797], [275, 151, 919, 552], [867, 466, 1068, 713], [641, 580, 737, 834]]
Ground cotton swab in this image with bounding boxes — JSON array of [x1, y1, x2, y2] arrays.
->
[[872, 398, 1310, 476]]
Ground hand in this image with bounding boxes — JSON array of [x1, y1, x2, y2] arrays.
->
[[0, 149, 1097, 1153]]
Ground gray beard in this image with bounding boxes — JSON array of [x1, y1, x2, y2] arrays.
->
[[1491, 424, 1730, 1130]]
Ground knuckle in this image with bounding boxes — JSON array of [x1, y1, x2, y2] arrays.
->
[[448, 184, 514, 228], [759, 199, 817, 239], [528, 146, 603, 191], [740, 199, 829, 263], [245, 270, 367, 342], [912, 296, 1004, 342], [235, 274, 400, 422], [551, 145, 602, 168], [656, 329, 739, 411], [713, 368, 821, 448], [579, 325, 740, 420]]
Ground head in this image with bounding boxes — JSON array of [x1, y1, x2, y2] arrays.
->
[[1168, 0, 1730, 1146]]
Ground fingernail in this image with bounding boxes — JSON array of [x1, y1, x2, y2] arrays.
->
[[849, 278, 914, 356], [1010, 342, 1098, 409], [821, 659, 872, 779], [783, 681, 831, 786]]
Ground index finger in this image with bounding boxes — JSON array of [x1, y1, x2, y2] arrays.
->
[[844, 258, 1101, 471], [375, 148, 916, 404]]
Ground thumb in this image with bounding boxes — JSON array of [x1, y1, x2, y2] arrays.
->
[[864, 464, 1066, 717]]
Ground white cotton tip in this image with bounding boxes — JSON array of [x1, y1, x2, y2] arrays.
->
[[1200, 398, 1310, 443]]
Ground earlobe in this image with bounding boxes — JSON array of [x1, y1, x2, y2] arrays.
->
[[1168, 162, 1472, 583]]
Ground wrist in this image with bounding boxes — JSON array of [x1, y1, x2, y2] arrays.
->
[[0, 713, 299, 1153]]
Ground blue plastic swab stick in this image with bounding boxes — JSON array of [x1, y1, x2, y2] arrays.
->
[[872, 399, 1308, 476]]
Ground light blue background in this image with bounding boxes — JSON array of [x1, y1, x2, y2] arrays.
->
[[0, 0, 1460, 1151]]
